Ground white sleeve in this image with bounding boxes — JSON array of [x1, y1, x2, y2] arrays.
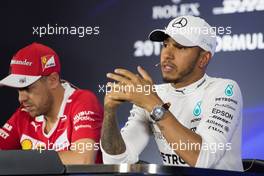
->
[[101, 104, 151, 164], [195, 80, 242, 168]]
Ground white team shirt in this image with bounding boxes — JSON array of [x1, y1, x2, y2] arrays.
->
[[101, 74, 243, 171]]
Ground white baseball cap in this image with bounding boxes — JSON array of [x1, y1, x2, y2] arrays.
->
[[149, 15, 217, 56]]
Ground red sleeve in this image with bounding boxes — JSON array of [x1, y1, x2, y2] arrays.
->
[[0, 109, 22, 150], [70, 90, 103, 143]]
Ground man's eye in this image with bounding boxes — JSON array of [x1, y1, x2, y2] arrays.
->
[[173, 44, 185, 49], [18, 87, 29, 92], [163, 43, 167, 47], [24, 85, 33, 91]]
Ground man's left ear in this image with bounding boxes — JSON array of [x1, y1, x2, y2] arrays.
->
[[199, 51, 211, 69], [47, 72, 60, 89]]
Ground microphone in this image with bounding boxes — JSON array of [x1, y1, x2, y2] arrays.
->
[[155, 63, 160, 67]]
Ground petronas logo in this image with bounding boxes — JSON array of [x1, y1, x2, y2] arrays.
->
[[225, 84, 234, 97], [193, 101, 202, 117]]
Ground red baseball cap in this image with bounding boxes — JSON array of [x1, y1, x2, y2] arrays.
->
[[0, 42, 61, 88]]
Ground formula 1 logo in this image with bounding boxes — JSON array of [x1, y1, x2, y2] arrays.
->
[[172, 17, 187, 28]]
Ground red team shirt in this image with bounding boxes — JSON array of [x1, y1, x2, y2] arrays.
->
[[0, 82, 103, 163]]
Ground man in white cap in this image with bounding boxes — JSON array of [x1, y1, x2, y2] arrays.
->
[[101, 16, 243, 171], [0, 42, 103, 164]]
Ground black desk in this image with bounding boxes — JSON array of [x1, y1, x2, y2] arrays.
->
[[65, 164, 261, 175], [0, 150, 263, 175]]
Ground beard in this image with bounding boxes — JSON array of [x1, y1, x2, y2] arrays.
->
[[29, 91, 54, 117], [162, 55, 199, 84]]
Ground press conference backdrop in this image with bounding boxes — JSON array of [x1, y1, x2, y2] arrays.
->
[[0, 0, 263, 164]]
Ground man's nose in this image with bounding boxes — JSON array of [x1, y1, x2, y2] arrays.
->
[[161, 49, 174, 61], [18, 90, 29, 103]]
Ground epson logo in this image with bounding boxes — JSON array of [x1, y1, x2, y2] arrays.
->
[[212, 108, 233, 120], [11, 59, 32, 66], [213, 0, 264, 15]]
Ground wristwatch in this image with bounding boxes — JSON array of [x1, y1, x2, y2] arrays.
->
[[150, 103, 171, 122]]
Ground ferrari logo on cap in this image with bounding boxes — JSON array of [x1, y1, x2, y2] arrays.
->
[[41, 55, 56, 71]]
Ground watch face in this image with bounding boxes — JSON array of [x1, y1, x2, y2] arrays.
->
[[154, 108, 163, 117], [152, 106, 165, 121]]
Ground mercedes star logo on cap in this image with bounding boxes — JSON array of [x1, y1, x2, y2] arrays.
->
[[172, 17, 188, 28]]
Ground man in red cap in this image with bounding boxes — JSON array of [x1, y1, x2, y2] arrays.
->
[[0, 42, 103, 164]]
